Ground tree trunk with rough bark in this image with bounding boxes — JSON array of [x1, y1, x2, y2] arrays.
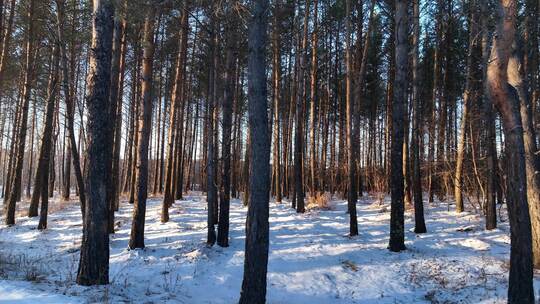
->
[[479, 0, 497, 231], [4, 0, 36, 226], [389, 0, 407, 252], [217, 8, 236, 248], [239, 0, 270, 302], [53, 0, 86, 219], [455, 0, 478, 213], [31, 46, 59, 229], [76, 0, 114, 286], [487, 1, 533, 302], [129, 4, 156, 249], [411, 0, 426, 233], [508, 43, 540, 269], [108, 0, 127, 232], [206, 16, 218, 245], [308, 0, 318, 197], [344, 0, 358, 236]]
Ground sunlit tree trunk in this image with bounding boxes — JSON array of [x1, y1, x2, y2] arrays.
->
[[487, 1, 533, 301], [455, 0, 479, 213], [129, 4, 156, 249], [4, 0, 36, 226]]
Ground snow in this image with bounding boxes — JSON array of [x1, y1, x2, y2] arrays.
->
[[1, 193, 539, 303], [0, 280, 80, 303]]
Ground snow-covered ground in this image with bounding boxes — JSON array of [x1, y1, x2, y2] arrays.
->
[[0, 193, 539, 303]]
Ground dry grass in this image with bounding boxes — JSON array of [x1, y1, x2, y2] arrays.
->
[[341, 260, 359, 272], [0, 251, 47, 282], [0, 195, 81, 219], [306, 192, 335, 211]]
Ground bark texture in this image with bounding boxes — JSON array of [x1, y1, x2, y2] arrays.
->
[[486, 1, 533, 302], [129, 4, 156, 249], [239, 0, 271, 302], [76, 0, 114, 286], [388, 0, 407, 252]]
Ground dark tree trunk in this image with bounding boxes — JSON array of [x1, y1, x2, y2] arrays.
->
[[510, 45, 540, 269], [388, 0, 407, 252], [272, 0, 282, 203], [173, 4, 190, 201], [4, 0, 36, 226], [344, 0, 358, 236], [62, 138, 71, 200], [455, 0, 479, 213], [239, 0, 270, 302], [294, 0, 309, 214], [108, 0, 127, 232], [31, 46, 59, 228], [0, 0, 15, 85], [427, 3, 443, 204], [411, 0, 426, 233], [55, 0, 86, 218], [480, 1, 497, 231], [308, 0, 318, 197], [26, 100, 36, 199], [217, 9, 237, 248], [76, 0, 114, 286], [242, 131, 250, 207], [206, 17, 218, 245]]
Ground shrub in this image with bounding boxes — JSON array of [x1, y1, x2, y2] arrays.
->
[[306, 192, 335, 211]]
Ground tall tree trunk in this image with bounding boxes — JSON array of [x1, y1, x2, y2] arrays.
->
[[0, 0, 15, 86], [344, 0, 358, 236], [206, 16, 218, 245], [384, 0, 395, 194], [26, 100, 36, 199], [411, 0, 426, 233], [153, 61, 163, 195], [272, 1, 282, 203], [481, 0, 497, 230], [129, 4, 156, 249], [4, 0, 36, 226], [242, 131, 250, 207], [30, 46, 59, 223], [308, 0, 318, 196], [389, 0, 407, 252], [48, 102, 60, 198], [455, 0, 478, 213], [56, 0, 86, 218], [109, 0, 127, 232], [524, 0, 539, 133], [62, 133, 71, 200], [428, 2, 443, 203], [239, 0, 270, 302], [128, 95, 140, 205], [36, 47, 60, 230], [161, 4, 188, 222], [294, 0, 309, 213], [486, 1, 533, 302], [173, 4, 190, 201], [76, 0, 114, 286], [217, 8, 236, 248], [508, 43, 540, 269]]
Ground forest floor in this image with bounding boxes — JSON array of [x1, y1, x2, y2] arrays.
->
[[1, 192, 539, 303]]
